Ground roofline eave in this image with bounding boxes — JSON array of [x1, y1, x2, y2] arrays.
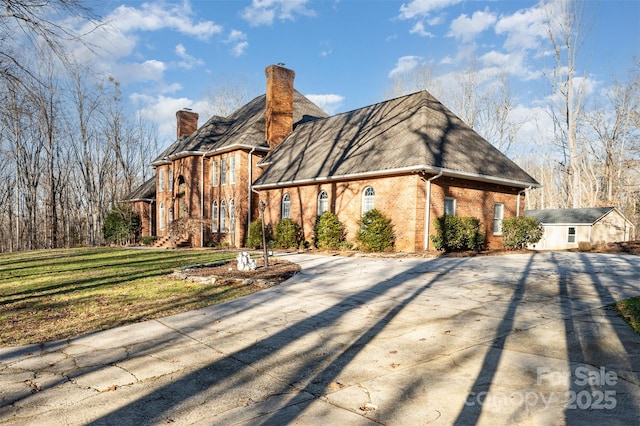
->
[[252, 165, 541, 190], [152, 143, 270, 167]]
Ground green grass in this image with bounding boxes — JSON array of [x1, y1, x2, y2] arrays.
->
[[0, 248, 257, 347], [615, 296, 640, 335]]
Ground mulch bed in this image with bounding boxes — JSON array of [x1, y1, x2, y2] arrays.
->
[[180, 257, 301, 284]]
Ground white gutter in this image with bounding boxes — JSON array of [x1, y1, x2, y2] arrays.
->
[[423, 170, 443, 250], [253, 165, 541, 191], [152, 144, 269, 167]]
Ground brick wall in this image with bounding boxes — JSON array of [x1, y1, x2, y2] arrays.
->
[[258, 173, 526, 252], [131, 200, 154, 240], [429, 176, 524, 250]]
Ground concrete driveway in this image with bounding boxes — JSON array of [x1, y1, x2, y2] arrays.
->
[[1, 252, 639, 425]]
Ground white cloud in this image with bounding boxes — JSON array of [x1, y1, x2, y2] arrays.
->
[[398, 0, 462, 20], [388, 56, 423, 78], [241, 0, 316, 26], [133, 94, 196, 145], [68, 1, 222, 84], [226, 30, 249, 56], [409, 21, 434, 38], [105, 2, 221, 41], [448, 9, 497, 43], [111, 60, 167, 85], [305, 94, 344, 115], [495, 2, 547, 51], [175, 44, 204, 69]]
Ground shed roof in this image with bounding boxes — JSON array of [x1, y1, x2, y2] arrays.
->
[[525, 207, 616, 225]]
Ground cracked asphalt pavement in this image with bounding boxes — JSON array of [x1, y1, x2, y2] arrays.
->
[[1, 252, 639, 425]]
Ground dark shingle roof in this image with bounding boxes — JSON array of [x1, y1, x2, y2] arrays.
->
[[525, 207, 616, 224], [152, 90, 327, 164], [253, 91, 539, 188], [125, 177, 156, 201]]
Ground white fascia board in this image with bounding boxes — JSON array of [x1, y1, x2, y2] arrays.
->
[[252, 165, 541, 190], [152, 144, 270, 166]]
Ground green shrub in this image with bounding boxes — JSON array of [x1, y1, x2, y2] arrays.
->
[[103, 205, 141, 246], [501, 216, 543, 250], [314, 212, 346, 250], [357, 209, 395, 252], [431, 215, 484, 252], [140, 236, 157, 245], [246, 220, 273, 249], [274, 218, 303, 249]]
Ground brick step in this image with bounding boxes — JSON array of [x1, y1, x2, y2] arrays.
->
[[152, 234, 191, 248]]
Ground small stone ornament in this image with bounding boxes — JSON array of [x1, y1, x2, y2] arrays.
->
[[236, 251, 257, 271]]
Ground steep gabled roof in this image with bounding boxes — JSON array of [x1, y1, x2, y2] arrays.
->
[[525, 207, 617, 225], [253, 91, 539, 188], [124, 177, 156, 201], [152, 90, 327, 165]]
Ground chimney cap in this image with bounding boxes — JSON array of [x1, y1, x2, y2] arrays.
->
[[277, 62, 285, 67]]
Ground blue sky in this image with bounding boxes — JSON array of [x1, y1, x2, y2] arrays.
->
[[81, 0, 639, 150]]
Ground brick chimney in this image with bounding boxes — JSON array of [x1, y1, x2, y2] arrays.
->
[[176, 109, 199, 139], [265, 64, 295, 149]]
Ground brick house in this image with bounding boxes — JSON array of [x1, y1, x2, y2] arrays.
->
[[127, 64, 540, 252]]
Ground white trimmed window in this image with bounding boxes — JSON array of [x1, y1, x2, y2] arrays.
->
[[229, 156, 236, 184], [282, 193, 291, 219], [220, 200, 227, 232], [444, 197, 456, 216], [212, 161, 219, 187], [318, 191, 328, 216], [362, 187, 375, 215], [221, 158, 227, 185], [159, 169, 165, 192], [159, 202, 165, 230], [493, 203, 504, 235], [567, 227, 576, 243], [212, 201, 218, 232], [229, 199, 236, 228]]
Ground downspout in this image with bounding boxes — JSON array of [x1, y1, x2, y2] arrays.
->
[[516, 187, 531, 217], [248, 147, 256, 229], [201, 153, 205, 247], [423, 170, 443, 250]]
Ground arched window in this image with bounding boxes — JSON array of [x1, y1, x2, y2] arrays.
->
[[362, 186, 375, 215], [318, 190, 328, 216], [281, 193, 291, 219], [220, 200, 227, 232], [159, 202, 165, 230], [212, 201, 218, 232]]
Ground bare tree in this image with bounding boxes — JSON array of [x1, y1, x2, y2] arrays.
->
[[201, 77, 259, 118], [0, 0, 96, 86], [544, 0, 589, 208]]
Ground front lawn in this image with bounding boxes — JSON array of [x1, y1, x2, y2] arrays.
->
[[0, 248, 258, 347], [615, 296, 640, 335]]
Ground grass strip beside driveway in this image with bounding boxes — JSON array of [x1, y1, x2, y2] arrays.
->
[[0, 248, 255, 347]]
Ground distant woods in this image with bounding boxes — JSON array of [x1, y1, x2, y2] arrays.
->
[[0, 1, 159, 251], [387, 0, 639, 232]]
